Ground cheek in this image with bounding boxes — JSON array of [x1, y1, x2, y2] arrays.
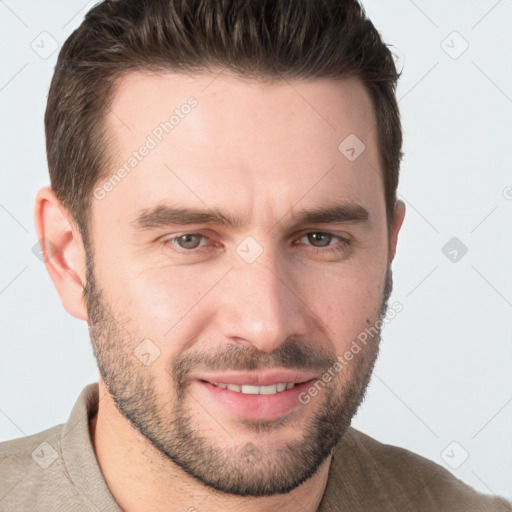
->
[[116, 264, 224, 342], [297, 257, 387, 342]]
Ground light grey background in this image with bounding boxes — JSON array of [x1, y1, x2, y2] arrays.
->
[[1, 0, 511, 502]]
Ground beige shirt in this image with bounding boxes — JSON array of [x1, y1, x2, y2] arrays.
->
[[0, 383, 510, 511]]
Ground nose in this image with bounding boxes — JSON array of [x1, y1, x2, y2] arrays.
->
[[214, 250, 309, 353]]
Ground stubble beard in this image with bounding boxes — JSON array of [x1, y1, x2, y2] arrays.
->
[[84, 251, 393, 497]]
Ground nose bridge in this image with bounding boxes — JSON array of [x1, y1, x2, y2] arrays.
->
[[216, 247, 307, 352]]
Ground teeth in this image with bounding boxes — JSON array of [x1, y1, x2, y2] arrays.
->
[[241, 385, 259, 394], [213, 382, 295, 394], [259, 385, 277, 395]]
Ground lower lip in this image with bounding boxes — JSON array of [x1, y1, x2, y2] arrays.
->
[[195, 380, 315, 421]]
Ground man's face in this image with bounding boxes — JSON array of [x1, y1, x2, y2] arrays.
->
[[85, 71, 396, 496]]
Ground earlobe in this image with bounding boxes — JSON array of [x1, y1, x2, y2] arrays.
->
[[389, 199, 406, 263], [33, 187, 89, 321]]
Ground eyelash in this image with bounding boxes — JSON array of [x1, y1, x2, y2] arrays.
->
[[164, 232, 351, 256]]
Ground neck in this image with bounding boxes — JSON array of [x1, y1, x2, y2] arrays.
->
[[89, 381, 331, 512]]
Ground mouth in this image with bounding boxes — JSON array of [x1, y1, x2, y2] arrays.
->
[[209, 382, 296, 394], [192, 369, 318, 421]]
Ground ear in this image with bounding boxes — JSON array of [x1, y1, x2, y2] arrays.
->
[[388, 199, 405, 264], [34, 187, 89, 321]]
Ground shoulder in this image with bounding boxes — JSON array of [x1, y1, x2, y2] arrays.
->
[[0, 424, 81, 510], [0, 423, 63, 474], [330, 427, 512, 511]]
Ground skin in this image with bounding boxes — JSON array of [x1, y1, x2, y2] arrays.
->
[[35, 71, 405, 512]]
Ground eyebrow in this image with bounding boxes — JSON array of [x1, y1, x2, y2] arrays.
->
[[131, 201, 370, 231]]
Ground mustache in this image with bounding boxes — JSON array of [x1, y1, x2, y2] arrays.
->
[[171, 340, 337, 391]]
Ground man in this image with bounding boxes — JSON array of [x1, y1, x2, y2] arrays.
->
[[0, 1, 509, 510]]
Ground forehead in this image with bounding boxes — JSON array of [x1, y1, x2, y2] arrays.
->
[[96, 70, 383, 230]]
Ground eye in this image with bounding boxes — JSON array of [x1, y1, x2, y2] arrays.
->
[[167, 233, 209, 250], [297, 232, 351, 254], [301, 232, 336, 247], [164, 231, 351, 255]]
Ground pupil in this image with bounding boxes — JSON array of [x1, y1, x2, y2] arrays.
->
[[180, 234, 200, 249], [310, 233, 330, 247]]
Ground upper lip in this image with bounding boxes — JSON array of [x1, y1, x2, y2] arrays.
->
[[194, 369, 318, 387]]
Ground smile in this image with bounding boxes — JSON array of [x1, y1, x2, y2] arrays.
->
[[210, 382, 296, 394]]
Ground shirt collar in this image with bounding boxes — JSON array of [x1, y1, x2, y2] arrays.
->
[[60, 382, 122, 511]]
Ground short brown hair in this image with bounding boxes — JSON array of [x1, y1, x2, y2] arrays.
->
[[45, 0, 402, 244]]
